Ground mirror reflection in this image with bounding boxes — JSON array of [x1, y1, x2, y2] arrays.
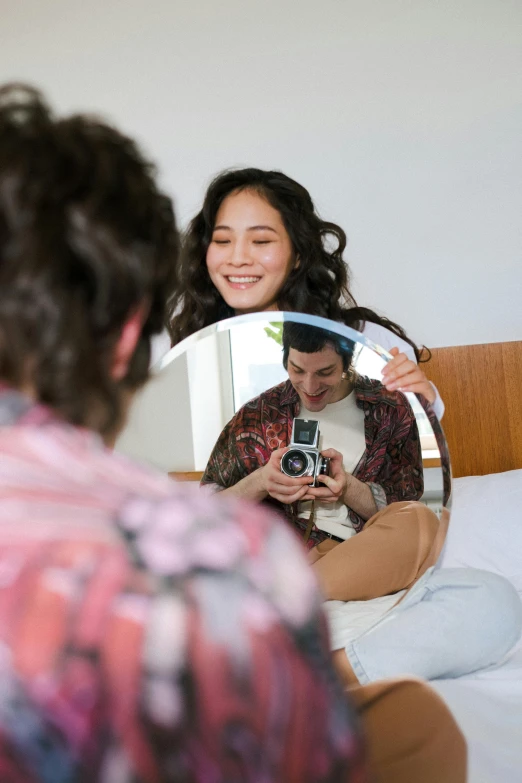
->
[[119, 312, 488, 684], [116, 314, 449, 536]]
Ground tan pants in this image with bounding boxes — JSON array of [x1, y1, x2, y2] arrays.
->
[[352, 677, 467, 783], [311, 501, 448, 601], [332, 651, 467, 781], [321, 505, 463, 781]]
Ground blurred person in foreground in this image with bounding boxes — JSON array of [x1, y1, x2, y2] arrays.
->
[[0, 83, 465, 783]]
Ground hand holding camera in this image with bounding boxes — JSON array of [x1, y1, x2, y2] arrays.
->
[[259, 448, 313, 505], [280, 419, 330, 487], [260, 419, 346, 506], [300, 448, 348, 504]]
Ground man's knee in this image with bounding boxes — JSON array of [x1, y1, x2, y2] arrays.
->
[[356, 677, 467, 783], [367, 500, 440, 534], [469, 570, 522, 660]]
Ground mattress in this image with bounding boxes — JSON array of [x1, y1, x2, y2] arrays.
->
[[433, 469, 522, 782], [433, 638, 522, 783]]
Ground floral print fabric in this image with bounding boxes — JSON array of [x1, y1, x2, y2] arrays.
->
[[0, 387, 366, 782], [202, 376, 433, 536]]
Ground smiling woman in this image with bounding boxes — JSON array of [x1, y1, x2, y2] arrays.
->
[[207, 189, 298, 313], [167, 167, 444, 417]]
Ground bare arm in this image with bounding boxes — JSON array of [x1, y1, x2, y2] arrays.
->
[[218, 448, 313, 505], [218, 468, 267, 502], [381, 347, 436, 404], [342, 473, 378, 521]]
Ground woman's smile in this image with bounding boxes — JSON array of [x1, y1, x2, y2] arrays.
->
[[225, 275, 262, 288], [206, 189, 296, 314]]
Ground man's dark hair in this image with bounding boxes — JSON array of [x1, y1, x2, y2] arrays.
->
[[282, 322, 356, 372], [0, 83, 179, 435]]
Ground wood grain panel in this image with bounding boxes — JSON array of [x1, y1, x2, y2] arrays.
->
[[168, 471, 204, 482], [423, 341, 522, 478]]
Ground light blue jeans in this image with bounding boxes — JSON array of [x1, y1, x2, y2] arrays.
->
[[337, 567, 522, 685]]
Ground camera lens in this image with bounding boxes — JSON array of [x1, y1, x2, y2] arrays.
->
[[281, 449, 311, 478], [288, 455, 306, 473]]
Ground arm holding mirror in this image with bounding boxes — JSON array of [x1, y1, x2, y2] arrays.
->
[[382, 348, 436, 404], [362, 321, 443, 416]]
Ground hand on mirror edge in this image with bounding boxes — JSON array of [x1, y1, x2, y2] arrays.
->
[[381, 347, 436, 404], [261, 447, 312, 505]]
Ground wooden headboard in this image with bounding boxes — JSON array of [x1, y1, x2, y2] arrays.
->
[[169, 471, 204, 482], [423, 340, 522, 478], [168, 341, 522, 482]]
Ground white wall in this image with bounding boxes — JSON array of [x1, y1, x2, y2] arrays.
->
[[116, 352, 195, 471], [1, 0, 520, 347], [187, 330, 235, 470]]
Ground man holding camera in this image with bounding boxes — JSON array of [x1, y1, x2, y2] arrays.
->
[[202, 321, 522, 732], [202, 321, 443, 603]]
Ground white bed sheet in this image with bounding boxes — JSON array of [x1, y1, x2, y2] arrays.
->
[[432, 637, 522, 783], [433, 469, 522, 782]]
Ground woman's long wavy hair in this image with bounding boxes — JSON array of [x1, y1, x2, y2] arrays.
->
[[167, 167, 428, 361], [0, 83, 179, 435]]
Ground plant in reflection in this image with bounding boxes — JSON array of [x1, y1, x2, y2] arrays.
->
[[264, 322, 283, 347]]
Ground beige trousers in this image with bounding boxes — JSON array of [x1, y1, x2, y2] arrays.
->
[[311, 501, 448, 601], [318, 504, 464, 781], [351, 677, 467, 783]]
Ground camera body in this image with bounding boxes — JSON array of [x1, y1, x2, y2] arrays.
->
[[280, 418, 330, 487]]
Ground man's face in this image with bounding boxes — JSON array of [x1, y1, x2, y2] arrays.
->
[[287, 345, 348, 412]]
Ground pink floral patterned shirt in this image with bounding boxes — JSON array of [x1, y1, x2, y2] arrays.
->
[[0, 387, 366, 783]]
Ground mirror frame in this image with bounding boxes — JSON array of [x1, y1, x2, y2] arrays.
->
[[154, 310, 436, 430]]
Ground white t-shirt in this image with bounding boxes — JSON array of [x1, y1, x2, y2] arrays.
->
[[297, 391, 366, 541]]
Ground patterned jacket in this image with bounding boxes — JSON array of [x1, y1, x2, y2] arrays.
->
[[202, 376, 440, 538], [0, 387, 366, 783]]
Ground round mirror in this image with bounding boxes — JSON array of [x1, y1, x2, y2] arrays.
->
[[116, 313, 451, 531]]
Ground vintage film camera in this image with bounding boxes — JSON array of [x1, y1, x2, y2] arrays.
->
[[280, 418, 330, 487]]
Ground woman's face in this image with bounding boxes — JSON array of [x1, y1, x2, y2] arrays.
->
[[206, 189, 296, 314]]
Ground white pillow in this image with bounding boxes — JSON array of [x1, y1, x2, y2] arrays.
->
[[439, 469, 522, 595]]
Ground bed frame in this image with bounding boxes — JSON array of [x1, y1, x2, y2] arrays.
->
[[423, 340, 522, 478]]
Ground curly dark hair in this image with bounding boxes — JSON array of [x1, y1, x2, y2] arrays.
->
[[0, 83, 179, 435], [167, 167, 428, 361]]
